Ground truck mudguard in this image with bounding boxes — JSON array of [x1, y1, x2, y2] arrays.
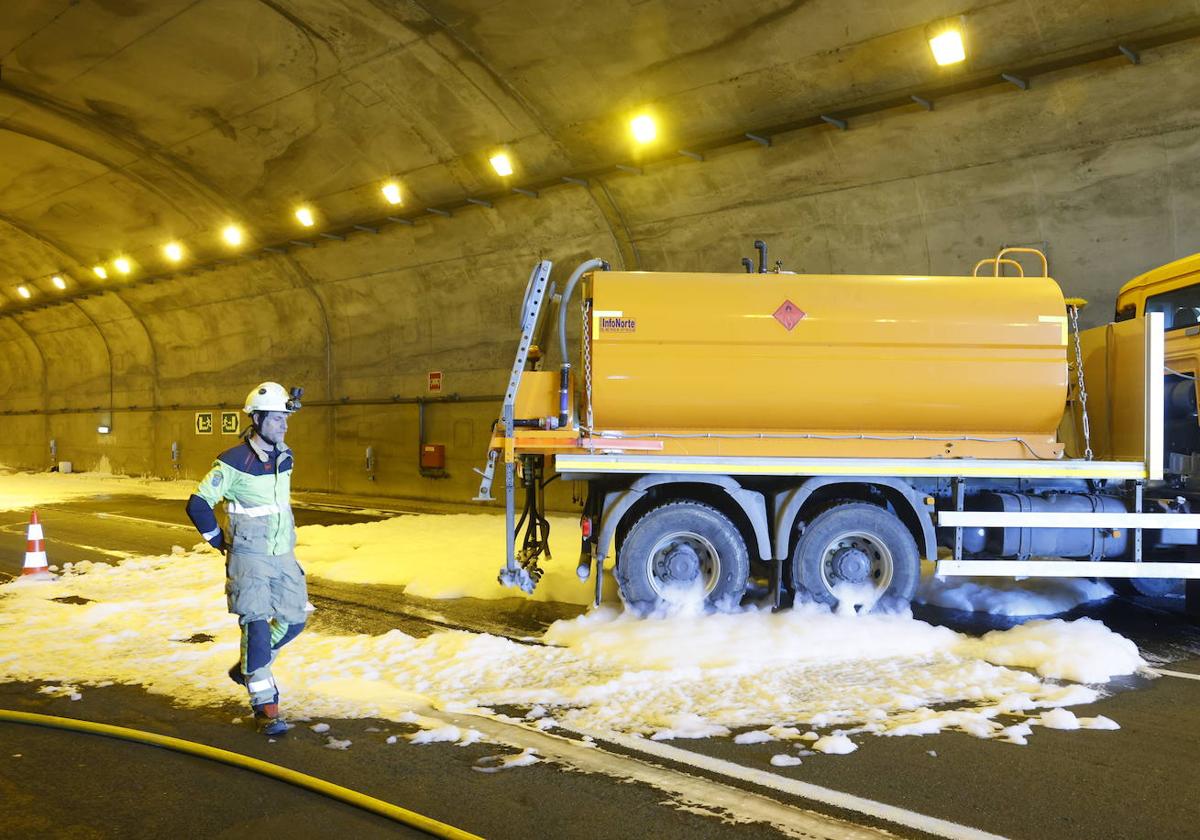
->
[[596, 474, 772, 565], [772, 477, 936, 563]]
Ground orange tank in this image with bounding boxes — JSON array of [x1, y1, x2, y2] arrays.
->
[[585, 271, 1068, 443]]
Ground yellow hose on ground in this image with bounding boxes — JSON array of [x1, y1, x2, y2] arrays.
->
[[0, 708, 481, 840]]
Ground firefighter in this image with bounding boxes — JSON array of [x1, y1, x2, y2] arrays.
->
[[185, 382, 306, 736]]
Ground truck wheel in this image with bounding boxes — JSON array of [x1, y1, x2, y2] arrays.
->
[[1109, 576, 1185, 598], [791, 502, 920, 611], [1131, 577, 1184, 598], [616, 501, 750, 613]]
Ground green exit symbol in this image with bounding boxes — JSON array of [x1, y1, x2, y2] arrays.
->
[[195, 412, 213, 435], [221, 412, 240, 435]]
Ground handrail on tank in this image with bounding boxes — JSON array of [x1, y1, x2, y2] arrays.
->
[[973, 258, 1025, 278], [994, 246, 1049, 277]]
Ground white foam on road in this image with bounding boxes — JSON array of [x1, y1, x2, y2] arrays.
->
[[0, 467, 1153, 839], [472, 748, 540, 773], [0, 545, 1140, 756], [917, 559, 1114, 616], [0, 465, 193, 512]]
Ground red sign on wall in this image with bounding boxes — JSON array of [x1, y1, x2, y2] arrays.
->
[[428, 371, 443, 393]]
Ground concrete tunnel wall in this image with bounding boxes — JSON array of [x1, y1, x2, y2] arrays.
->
[[3, 20, 1200, 509]]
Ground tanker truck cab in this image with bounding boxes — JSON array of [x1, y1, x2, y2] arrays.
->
[[476, 248, 1200, 617], [1115, 252, 1200, 330], [1104, 253, 1200, 599], [1116, 254, 1200, 481]]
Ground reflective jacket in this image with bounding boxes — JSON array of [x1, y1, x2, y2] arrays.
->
[[186, 437, 295, 556]]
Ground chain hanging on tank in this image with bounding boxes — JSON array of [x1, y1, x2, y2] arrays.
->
[[1068, 302, 1094, 460]]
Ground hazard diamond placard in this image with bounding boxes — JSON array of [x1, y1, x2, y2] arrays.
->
[[773, 300, 806, 331]]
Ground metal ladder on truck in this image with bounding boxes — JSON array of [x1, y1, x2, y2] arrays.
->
[[474, 260, 555, 593]]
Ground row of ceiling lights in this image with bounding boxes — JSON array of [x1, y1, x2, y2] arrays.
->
[[7, 23, 970, 303]]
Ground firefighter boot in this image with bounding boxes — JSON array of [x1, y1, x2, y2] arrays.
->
[[254, 701, 287, 736]]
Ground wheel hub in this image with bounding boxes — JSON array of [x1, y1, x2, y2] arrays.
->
[[830, 546, 871, 583], [647, 531, 720, 597], [663, 545, 700, 582]]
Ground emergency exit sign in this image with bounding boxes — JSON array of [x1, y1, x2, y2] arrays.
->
[[428, 371, 443, 393]]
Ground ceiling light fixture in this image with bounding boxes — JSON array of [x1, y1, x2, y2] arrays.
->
[[52, 275, 66, 290], [489, 152, 514, 177], [17, 285, 31, 299], [631, 114, 657, 143], [222, 225, 244, 247], [928, 24, 966, 65], [381, 181, 403, 205], [163, 242, 185, 263], [113, 257, 132, 275], [295, 206, 315, 227], [93, 265, 108, 279]]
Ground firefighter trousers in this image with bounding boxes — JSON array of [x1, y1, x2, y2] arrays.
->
[[226, 549, 308, 706]]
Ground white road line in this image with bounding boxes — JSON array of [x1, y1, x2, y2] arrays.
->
[[1147, 667, 1200, 682], [94, 512, 192, 530], [54, 542, 137, 560], [0, 522, 137, 561], [441, 711, 895, 840], [588, 730, 1010, 840]]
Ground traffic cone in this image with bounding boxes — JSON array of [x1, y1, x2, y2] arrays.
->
[[21, 509, 52, 577]]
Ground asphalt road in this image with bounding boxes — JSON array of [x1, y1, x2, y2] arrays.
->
[[2, 493, 1199, 839]]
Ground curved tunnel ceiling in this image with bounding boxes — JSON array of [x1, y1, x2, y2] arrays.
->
[[0, 0, 1198, 311]]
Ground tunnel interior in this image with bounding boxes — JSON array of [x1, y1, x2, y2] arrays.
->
[[2, 0, 1200, 502]]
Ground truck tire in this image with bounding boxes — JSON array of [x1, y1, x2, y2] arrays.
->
[[1117, 577, 1185, 598], [616, 501, 750, 614], [1128, 578, 1185, 597], [791, 502, 920, 611]]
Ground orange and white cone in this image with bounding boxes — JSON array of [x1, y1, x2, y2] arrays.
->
[[21, 509, 52, 577]]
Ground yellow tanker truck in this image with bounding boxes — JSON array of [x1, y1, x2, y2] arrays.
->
[[475, 245, 1200, 614]]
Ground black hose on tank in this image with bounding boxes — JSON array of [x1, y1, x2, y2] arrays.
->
[[558, 258, 609, 427]]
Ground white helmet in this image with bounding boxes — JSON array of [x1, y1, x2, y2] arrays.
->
[[244, 382, 292, 414]]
